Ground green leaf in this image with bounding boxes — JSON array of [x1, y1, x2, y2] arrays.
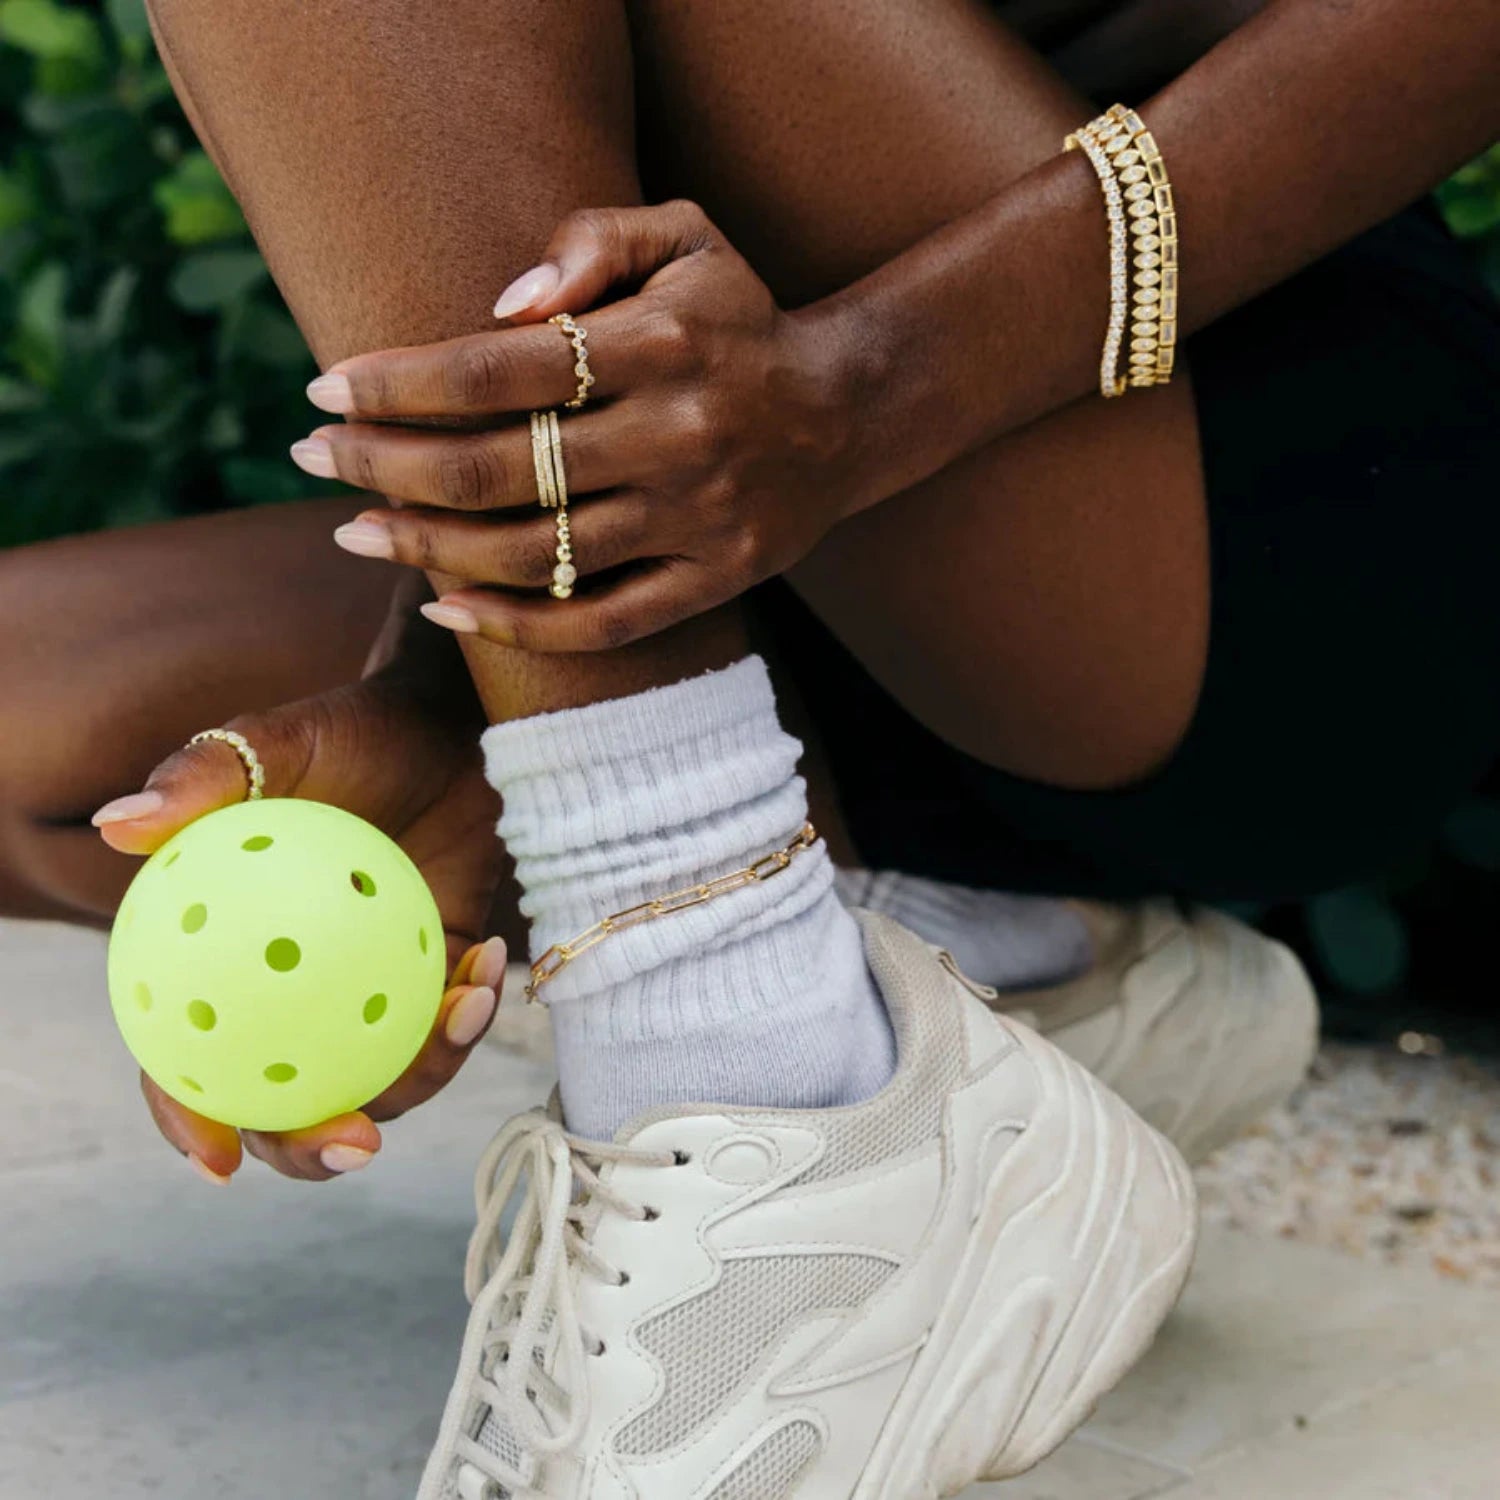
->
[[0, 0, 103, 64], [229, 301, 311, 367], [0, 376, 45, 415], [169, 247, 267, 311], [153, 149, 247, 245], [93, 266, 138, 341], [1307, 887, 1410, 995], [12, 259, 68, 385], [104, 0, 150, 49]]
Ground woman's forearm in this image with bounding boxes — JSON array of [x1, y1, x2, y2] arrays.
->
[[818, 0, 1500, 513]]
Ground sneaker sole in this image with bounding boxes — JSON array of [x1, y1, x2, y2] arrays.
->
[[856, 1021, 1198, 1498]]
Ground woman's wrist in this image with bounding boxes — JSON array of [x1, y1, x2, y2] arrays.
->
[[803, 148, 1110, 518]]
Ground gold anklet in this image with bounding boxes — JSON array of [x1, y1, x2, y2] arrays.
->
[[526, 823, 820, 1001]]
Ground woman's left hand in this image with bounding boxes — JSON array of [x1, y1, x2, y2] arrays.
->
[[295, 201, 870, 652]]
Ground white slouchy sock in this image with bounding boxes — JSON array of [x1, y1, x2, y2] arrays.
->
[[481, 656, 896, 1140], [835, 869, 1093, 993]]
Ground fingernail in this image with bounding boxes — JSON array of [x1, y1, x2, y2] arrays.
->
[[472, 937, 509, 991], [446, 985, 498, 1047], [493, 263, 560, 320], [333, 518, 393, 559], [92, 790, 165, 827], [291, 436, 339, 479], [420, 601, 479, 634], [188, 1153, 232, 1187], [306, 372, 355, 413], [320, 1144, 376, 1174]]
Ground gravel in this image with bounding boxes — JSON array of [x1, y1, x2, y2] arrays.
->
[[1196, 1042, 1500, 1287]]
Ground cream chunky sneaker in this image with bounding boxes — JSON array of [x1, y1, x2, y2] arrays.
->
[[1003, 903, 1320, 1164], [418, 913, 1197, 1500]]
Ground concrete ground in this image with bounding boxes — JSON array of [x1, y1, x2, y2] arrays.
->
[[3, 918, 1498, 1499]]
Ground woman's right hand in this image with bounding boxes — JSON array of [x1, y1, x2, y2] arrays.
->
[[92, 661, 510, 1184]]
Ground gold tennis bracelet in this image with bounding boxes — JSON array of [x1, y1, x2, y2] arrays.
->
[[526, 823, 820, 1000]]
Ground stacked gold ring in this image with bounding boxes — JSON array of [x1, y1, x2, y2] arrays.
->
[[529, 409, 576, 598]]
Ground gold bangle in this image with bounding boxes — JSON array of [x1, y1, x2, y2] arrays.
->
[[1066, 104, 1179, 393], [549, 312, 594, 409], [1064, 126, 1129, 397], [526, 823, 820, 1000], [188, 728, 265, 801], [1099, 104, 1178, 386]]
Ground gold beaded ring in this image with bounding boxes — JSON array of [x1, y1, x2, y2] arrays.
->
[[549, 313, 595, 409], [188, 728, 266, 802]]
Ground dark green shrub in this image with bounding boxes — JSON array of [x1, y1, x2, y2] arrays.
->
[[0, 0, 328, 549]]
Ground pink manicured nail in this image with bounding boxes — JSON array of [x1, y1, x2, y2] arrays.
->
[[420, 601, 480, 634], [92, 791, 165, 827], [188, 1153, 232, 1187], [493, 263, 560, 319], [320, 1144, 375, 1174], [446, 986, 498, 1047], [333, 519, 394, 559], [290, 436, 339, 479], [472, 937, 509, 992], [306, 372, 355, 413]]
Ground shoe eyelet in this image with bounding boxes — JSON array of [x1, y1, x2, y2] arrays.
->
[[590, 1340, 607, 1358], [615, 1269, 632, 1286], [642, 1206, 661, 1222], [672, 1149, 691, 1166]]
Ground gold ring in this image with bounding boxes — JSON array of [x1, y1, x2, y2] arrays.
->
[[529, 409, 576, 598], [549, 313, 594, 409], [188, 728, 265, 801]]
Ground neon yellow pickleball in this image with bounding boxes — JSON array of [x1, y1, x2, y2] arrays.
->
[[108, 799, 446, 1132]]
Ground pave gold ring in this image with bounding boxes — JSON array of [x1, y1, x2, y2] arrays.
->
[[529, 409, 576, 598], [188, 728, 266, 801]]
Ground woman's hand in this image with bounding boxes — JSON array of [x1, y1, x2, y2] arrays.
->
[[92, 653, 509, 1184], [292, 201, 871, 652]]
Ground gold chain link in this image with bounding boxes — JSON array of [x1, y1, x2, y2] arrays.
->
[[526, 823, 819, 1001]]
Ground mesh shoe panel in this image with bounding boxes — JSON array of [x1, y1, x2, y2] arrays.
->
[[705, 1420, 822, 1500], [616, 1254, 894, 1456]]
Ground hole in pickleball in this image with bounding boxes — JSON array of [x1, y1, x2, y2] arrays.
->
[[264, 1062, 298, 1084], [265, 938, 301, 972], [187, 1000, 217, 1031], [134, 981, 153, 1013], [164, 851, 182, 869], [242, 836, 274, 852], [181, 903, 208, 934], [179, 1075, 203, 1093], [350, 870, 377, 898], [418, 927, 429, 955], [363, 993, 388, 1025]]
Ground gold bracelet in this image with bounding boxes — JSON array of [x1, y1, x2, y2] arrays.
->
[[1064, 125, 1130, 397], [1100, 104, 1178, 386], [526, 823, 820, 1000], [1066, 104, 1179, 392]]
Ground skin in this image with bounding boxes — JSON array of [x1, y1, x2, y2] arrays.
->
[[10, 0, 1489, 1174]]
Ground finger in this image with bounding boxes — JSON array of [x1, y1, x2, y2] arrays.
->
[[296, 408, 632, 513], [425, 562, 729, 654], [363, 980, 500, 1124], [307, 313, 631, 422], [491, 201, 722, 325], [141, 1072, 244, 1183], [92, 713, 311, 856], [341, 496, 662, 590], [241, 1111, 383, 1183], [450, 936, 508, 991]]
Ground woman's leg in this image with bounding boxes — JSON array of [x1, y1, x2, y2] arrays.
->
[[0, 499, 391, 923], [147, 0, 1207, 793]]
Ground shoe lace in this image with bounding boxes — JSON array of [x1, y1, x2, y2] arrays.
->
[[429, 1109, 675, 1500]]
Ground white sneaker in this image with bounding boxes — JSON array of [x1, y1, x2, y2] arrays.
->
[[418, 912, 1197, 1500], [1003, 902, 1320, 1164]]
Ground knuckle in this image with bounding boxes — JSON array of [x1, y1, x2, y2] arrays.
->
[[593, 608, 636, 651], [647, 307, 696, 367], [446, 340, 512, 411], [674, 394, 721, 465], [560, 206, 618, 252], [432, 445, 494, 510], [513, 527, 560, 588]]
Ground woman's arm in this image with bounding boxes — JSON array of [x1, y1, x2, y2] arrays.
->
[[825, 0, 1500, 508]]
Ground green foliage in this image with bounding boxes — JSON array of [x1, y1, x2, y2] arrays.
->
[[1435, 142, 1500, 298], [0, 0, 327, 547]]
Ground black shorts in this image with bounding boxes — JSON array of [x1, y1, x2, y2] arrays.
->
[[766, 203, 1500, 904]]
